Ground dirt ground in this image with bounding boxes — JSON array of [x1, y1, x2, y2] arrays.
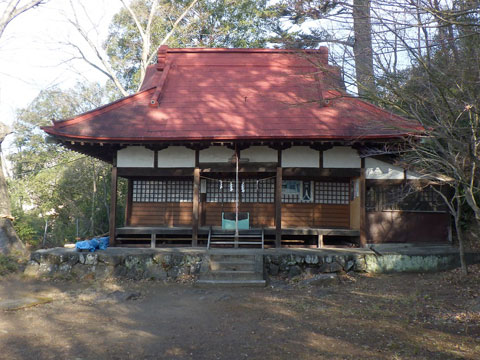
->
[[0, 267, 479, 360]]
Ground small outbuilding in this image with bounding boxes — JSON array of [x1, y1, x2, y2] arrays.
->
[[42, 46, 449, 248]]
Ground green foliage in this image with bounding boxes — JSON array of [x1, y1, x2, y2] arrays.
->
[[0, 254, 19, 275], [8, 0, 270, 247], [105, 0, 270, 92], [12, 214, 42, 247], [8, 83, 125, 247]]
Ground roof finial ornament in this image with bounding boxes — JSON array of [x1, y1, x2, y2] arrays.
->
[[157, 45, 168, 71]]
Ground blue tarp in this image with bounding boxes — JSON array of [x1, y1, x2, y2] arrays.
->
[[75, 236, 109, 252]]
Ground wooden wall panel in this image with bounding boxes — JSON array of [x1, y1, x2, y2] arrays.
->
[[131, 202, 350, 229], [367, 211, 449, 243], [282, 204, 350, 228], [130, 202, 193, 226]]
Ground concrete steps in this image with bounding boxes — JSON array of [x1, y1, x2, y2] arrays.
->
[[196, 252, 265, 287]]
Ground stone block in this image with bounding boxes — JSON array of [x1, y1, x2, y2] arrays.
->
[[269, 263, 279, 276], [84, 253, 98, 265], [305, 255, 319, 265], [345, 260, 355, 272], [288, 265, 302, 278], [353, 256, 367, 272], [23, 261, 40, 277], [144, 265, 168, 280], [319, 262, 343, 273], [305, 267, 319, 276], [295, 255, 305, 264]]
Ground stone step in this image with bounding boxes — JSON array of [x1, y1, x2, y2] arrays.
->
[[209, 260, 256, 272], [201, 270, 262, 281], [195, 279, 266, 288]]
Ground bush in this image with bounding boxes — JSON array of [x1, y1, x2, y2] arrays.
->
[[0, 255, 19, 275]]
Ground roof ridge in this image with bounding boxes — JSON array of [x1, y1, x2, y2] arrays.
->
[[164, 47, 328, 54]]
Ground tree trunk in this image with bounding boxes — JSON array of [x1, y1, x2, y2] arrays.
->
[[454, 198, 468, 275], [352, 0, 375, 97], [0, 122, 27, 256]]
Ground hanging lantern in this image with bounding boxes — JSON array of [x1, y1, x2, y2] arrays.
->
[[229, 181, 233, 192], [241, 181, 245, 193], [219, 180, 223, 190]]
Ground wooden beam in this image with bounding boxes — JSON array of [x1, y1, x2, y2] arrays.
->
[[200, 163, 276, 173], [109, 164, 118, 246], [282, 168, 360, 178], [118, 167, 195, 177], [366, 179, 439, 186], [309, 143, 333, 151], [117, 166, 360, 179], [269, 142, 292, 151], [275, 164, 282, 248], [192, 153, 200, 247], [359, 157, 367, 247]]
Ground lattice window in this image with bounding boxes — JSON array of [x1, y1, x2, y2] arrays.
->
[[132, 180, 166, 202], [206, 179, 236, 203], [366, 184, 446, 212], [205, 178, 275, 203], [132, 179, 192, 203], [314, 181, 350, 205], [166, 180, 193, 202], [241, 179, 258, 203], [255, 178, 275, 203]]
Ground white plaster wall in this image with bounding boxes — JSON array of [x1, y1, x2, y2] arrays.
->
[[323, 146, 361, 168], [365, 158, 405, 179], [241, 146, 277, 163], [282, 146, 319, 168], [199, 146, 235, 163], [117, 146, 154, 168], [157, 146, 195, 168]]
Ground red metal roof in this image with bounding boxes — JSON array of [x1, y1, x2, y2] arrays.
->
[[43, 47, 423, 142]]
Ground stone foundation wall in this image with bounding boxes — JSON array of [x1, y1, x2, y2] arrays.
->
[[24, 248, 480, 281], [264, 253, 366, 277], [24, 249, 204, 281]]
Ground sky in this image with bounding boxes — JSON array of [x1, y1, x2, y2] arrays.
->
[[0, 0, 121, 135]]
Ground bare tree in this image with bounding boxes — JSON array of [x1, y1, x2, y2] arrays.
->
[[0, 0, 44, 39], [352, 0, 374, 96], [65, 0, 198, 96]]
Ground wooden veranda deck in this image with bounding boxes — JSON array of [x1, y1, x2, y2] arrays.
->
[[115, 226, 360, 248]]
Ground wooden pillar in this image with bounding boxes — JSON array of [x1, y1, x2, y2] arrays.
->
[[275, 150, 282, 248], [192, 150, 200, 247], [109, 163, 118, 247], [359, 157, 367, 247], [318, 234, 324, 248], [200, 193, 206, 226], [125, 179, 133, 226], [151, 233, 156, 249]]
